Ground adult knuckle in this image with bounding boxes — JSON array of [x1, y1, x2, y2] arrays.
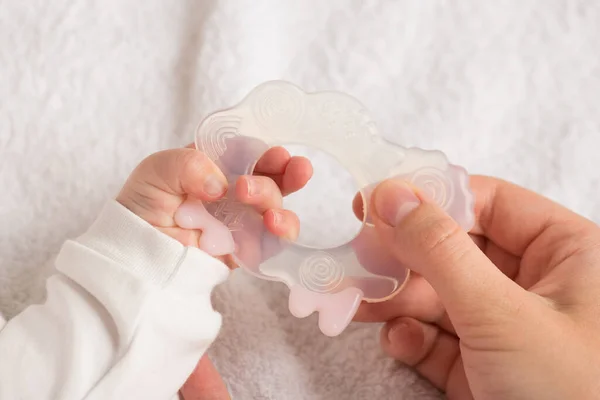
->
[[414, 210, 464, 259]]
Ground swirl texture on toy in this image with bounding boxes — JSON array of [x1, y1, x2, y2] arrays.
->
[[175, 81, 475, 337]]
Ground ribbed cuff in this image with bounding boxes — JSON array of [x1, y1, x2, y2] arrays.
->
[[72, 201, 187, 286]]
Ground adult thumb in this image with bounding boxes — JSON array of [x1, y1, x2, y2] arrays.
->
[[370, 178, 525, 330]]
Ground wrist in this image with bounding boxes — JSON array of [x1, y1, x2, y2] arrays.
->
[[72, 200, 186, 286]]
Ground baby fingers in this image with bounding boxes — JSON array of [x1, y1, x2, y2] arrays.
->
[[263, 209, 300, 241], [235, 175, 283, 212], [253, 147, 313, 196], [235, 175, 301, 241], [117, 149, 228, 227], [138, 148, 228, 200]]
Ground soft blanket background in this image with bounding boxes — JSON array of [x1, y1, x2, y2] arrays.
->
[[1, 1, 599, 398]]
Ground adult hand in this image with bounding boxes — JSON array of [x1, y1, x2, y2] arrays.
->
[[179, 355, 230, 400], [355, 175, 600, 399]]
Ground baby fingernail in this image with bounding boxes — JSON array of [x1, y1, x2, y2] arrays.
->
[[203, 175, 226, 197], [246, 177, 261, 197], [272, 209, 283, 226], [272, 210, 298, 241], [373, 180, 420, 226]]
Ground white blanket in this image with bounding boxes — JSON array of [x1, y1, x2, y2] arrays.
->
[[1, 1, 599, 398]]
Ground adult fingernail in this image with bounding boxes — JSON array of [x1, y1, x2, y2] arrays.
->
[[373, 180, 420, 226], [388, 321, 410, 343], [203, 175, 226, 197]]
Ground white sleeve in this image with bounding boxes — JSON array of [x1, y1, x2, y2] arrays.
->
[[0, 201, 230, 400]]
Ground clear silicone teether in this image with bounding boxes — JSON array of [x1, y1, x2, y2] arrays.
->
[[175, 81, 475, 337]]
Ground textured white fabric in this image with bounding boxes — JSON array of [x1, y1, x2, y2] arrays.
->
[[1, 1, 599, 398], [0, 201, 229, 399]]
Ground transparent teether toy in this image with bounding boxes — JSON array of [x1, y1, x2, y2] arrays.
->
[[175, 81, 475, 337]]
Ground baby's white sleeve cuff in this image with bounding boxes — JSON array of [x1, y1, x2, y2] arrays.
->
[[68, 200, 227, 285], [0, 200, 230, 400], [59, 200, 230, 289]]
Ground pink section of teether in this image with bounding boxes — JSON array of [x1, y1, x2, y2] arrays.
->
[[288, 286, 363, 337], [174, 199, 235, 256]]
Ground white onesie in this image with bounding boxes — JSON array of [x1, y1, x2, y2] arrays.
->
[[0, 201, 229, 399]]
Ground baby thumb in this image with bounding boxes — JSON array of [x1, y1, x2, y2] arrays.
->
[[371, 179, 523, 330]]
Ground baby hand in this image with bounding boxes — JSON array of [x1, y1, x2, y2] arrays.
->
[[116, 144, 312, 400], [116, 144, 312, 267]]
